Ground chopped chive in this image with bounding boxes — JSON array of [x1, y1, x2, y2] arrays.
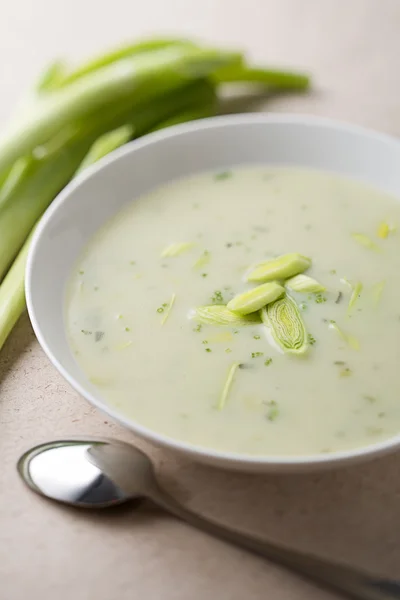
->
[[308, 334, 316, 345], [225, 348, 232, 353], [253, 335, 261, 340], [81, 329, 92, 335], [161, 242, 195, 257], [251, 351, 264, 358], [193, 324, 202, 333], [161, 293, 176, 325], [351, 232, 381, 252], [264, 357, 273, 366], [217, 362, 241, 410], [205, 347, 212, 353], [124, 326, 130, 332], [328, 320, 360, 350], [193, 249, 211, 269], [372, 280, 386, 307], [202, 340, 208, 344]]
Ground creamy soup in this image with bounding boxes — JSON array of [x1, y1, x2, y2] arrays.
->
[[66, 166, 400, 456]]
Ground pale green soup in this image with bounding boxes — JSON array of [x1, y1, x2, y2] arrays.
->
[[66, 166, 400, 456]]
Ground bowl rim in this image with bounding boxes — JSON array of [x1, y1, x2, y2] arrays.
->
[[26, 112, 400, 468]]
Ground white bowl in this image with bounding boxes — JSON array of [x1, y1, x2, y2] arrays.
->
[[26, 114, 400, 473]]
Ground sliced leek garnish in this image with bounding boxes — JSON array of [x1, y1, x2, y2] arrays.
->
[[227, 281, 285, 315], [192, 305, 261, 327], [247, 253, 311, 283], [285, 274, 325, 293], [261, 294, 309, 355]]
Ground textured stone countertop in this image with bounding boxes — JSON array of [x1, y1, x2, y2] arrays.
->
[[1, 1, 400, 598]]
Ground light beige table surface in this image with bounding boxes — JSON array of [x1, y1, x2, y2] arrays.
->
[[1, 1, 400, 598]]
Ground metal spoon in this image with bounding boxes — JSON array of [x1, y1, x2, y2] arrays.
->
[[17, 438, 400, 600]]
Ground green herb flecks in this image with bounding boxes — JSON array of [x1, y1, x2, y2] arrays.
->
[[251, 351, 264, 358], [308, 334, 316, 346], [314, 293, 327, 304], [264, 357, 273, 366], [217, 362, 241, 410], [211, 290, 224, 304]]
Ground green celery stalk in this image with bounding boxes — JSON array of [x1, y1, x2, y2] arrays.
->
[[0, 227, 35, 351], [59, 38, 195, 86], [0, 135, 92, 282], [0, 123, 134, 351], [214, 64, 310, 90], [149, 105, 215, 132], [75, 125, 133, 174], [0, 78, 218, 282], [36, 60, 68, 92], [0, 46, 241, 176]]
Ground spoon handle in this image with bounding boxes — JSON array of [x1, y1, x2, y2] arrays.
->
[[152, 488, 400, 600]]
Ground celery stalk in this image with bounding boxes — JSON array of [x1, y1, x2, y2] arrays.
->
[[149, 105, 215, 131], [59, 38, 195, 86], [75, 125, 133, 174], [0, 123, 133, 351], [0, 135, 91, 281], [214, 64, 310, 90], [36, 61, 68, 92], [0, 46, 240, 175], [0, 78, 218, 282], [0, 228, 34, 351]]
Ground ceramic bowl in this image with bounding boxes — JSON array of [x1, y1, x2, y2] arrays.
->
[[26, 114, 400, 472]]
